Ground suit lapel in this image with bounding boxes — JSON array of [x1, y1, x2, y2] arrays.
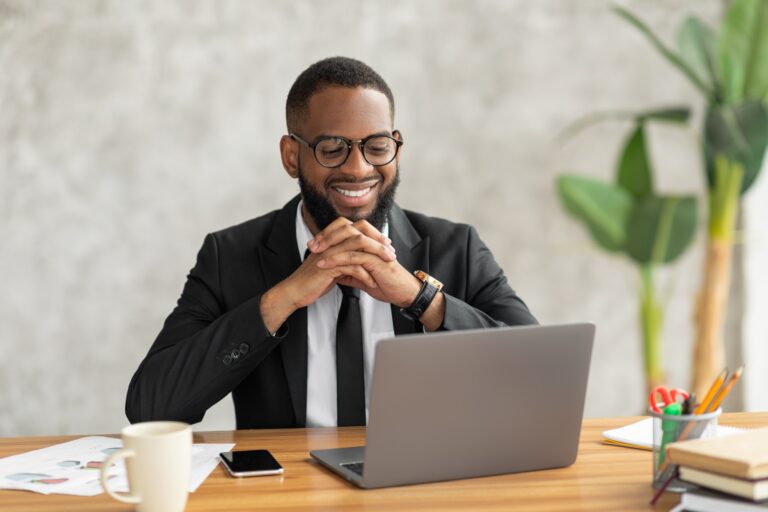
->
[[257, 195, 308, 426], [388, 204, 430, 336]]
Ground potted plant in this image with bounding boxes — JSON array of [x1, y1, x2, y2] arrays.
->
[[615, 0, 768, 397], [557, 109, 698, 393]]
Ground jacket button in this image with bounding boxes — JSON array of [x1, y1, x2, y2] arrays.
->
[[239, 343, 249, 355], [223, 355, 232, 366], [231, 349, 240, 359]]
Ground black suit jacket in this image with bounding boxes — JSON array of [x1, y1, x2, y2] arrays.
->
[[125, 195, 537, 428]]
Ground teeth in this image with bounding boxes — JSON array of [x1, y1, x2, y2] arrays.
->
[[335, 187, 371, 198]]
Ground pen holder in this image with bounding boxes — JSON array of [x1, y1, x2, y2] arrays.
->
[[650, 407, 721, 492]]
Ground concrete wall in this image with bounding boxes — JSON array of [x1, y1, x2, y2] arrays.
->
[[1, 0, 731, 436]]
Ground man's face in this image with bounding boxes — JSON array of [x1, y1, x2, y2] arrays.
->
[[288, 86, 401, 232]]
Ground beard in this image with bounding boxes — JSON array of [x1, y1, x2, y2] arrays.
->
[[298, 163, 400, 232]]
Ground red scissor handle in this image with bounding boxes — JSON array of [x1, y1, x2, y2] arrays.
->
[[648, 386, 690, 413]]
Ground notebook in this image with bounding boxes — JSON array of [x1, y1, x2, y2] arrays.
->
[[667, 428, 768, 479], [679, 466, 768, 501], [601, 418, 745, 451]]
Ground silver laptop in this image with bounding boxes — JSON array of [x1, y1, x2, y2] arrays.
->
[[310, 322, 595, 488]]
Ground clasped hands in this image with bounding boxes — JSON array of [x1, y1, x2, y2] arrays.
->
[[260, 217, 445, 334], [290, 217, 420, 310]]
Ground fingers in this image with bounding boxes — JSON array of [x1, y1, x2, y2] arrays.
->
[[310, 223, 395, 263], [308, 218, 394, 255], [331, 265, 378, 289], [321, 233, 397, 265], [351, 220, 392, 248], [287, 255, 377, 309], [318, 248, 381, 270], [306, 217, 353, 253]]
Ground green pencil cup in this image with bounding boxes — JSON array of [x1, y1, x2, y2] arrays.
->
[[650, 407, 721, 492]]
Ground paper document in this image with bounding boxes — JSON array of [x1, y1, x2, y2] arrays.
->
[[0, 436, 234, 496], [602, 418, 745, 451]]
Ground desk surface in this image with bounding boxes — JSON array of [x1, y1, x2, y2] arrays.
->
[[1, 413, 766, 511]]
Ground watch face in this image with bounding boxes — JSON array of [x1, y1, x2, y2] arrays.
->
[[414, 270, 443, 289], [427, 277, 443, 290]]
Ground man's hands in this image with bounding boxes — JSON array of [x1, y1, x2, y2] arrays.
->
[[308, 218, 421, 308], [260, 217, 445, 334]]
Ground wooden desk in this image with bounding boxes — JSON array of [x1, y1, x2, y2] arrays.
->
[[1, 413, 766, 511]]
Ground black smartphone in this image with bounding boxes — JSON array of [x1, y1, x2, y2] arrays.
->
[[219, 450, 284, 477]]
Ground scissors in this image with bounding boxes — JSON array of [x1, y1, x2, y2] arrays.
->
[[648, 386, 690, 413]]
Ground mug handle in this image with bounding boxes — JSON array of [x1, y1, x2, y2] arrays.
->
[[100, 448, 141, 504]]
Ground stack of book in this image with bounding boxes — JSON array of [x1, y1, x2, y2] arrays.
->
[[667, 428, 768, 511]]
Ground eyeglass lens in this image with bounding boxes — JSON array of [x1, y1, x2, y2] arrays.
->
[[315, 137, 398, 167]]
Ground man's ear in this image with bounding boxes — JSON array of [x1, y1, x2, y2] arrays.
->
[[280, 135, 299, 178], [393, 129, 404, 164]]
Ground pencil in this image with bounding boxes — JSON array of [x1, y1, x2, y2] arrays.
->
[[706, 365, 744, 412], [694, 368, 728, 414], [655, 368, 732, 476]]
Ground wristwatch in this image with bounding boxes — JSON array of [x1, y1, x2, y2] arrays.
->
[[399, 270, 444, 321]]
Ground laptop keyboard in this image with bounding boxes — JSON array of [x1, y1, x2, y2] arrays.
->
[[341, 461, 364, 476]]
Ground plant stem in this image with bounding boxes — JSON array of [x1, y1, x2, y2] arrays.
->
[[640, 264, 665, 393], [692, 157, 743, 397], [709, 156, 744, 240]]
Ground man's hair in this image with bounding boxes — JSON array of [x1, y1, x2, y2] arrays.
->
[[286, 56, 395, 132]]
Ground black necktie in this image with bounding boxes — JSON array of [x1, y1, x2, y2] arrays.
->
[[336, 285, 366, 426]]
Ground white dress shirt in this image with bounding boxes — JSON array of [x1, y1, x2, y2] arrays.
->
[[295, 202, 395, 427]]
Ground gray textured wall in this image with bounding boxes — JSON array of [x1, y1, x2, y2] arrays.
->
[[1, 0, 726, 436]]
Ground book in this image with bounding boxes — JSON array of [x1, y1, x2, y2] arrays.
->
[[680, 466, 768, 501], [601, 418, 745, 451], [674, 488, 768, 512], [667, 428, 768, 479]]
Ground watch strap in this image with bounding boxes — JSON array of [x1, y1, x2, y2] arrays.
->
[[399, 271, 443, 321]]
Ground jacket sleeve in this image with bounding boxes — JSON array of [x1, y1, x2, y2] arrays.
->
[[125, 233, 286, 424], [440, 226, 537, 330]]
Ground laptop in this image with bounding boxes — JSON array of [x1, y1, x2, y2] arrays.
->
[[310, 322, 595, 488]]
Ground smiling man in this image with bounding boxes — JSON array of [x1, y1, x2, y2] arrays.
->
[[125, 57, 537, 429]]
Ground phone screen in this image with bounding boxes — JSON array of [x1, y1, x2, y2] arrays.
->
[[219, 450, 283, 476]]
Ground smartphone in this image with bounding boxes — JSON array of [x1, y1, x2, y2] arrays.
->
[[219, 450, 284, 477]]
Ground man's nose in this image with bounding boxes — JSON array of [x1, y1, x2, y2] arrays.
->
[[338, 144, 373, 178]]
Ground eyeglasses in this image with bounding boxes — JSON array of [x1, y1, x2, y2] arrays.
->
[[289, 132, 403, 168]]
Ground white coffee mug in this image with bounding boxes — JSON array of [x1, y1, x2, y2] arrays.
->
[[100, 421, 192, 512]]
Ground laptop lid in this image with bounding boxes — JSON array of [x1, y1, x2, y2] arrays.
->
[[358, 323, 595, 488]]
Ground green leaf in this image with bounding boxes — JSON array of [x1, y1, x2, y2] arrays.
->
[[718, 0, 768, 103], [612, 5, 714, 99], [557, 110, 635, 142], [637, 107, 691, 124], [703, 101, 768, 194], [617, 124, 653, 198], [557, 107, 690, 143], [626, 196, 698, 264], [676, 16, 721, 101], [556, 175, 632, 252]]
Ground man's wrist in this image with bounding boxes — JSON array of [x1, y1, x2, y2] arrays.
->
[[260, 282, 298, 335], [399, 271, 443, 322], [420, 291, 445, 331], [399, 275, 424, 309]]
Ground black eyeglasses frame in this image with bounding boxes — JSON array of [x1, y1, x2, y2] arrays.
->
[[289, 132, 403, 168]]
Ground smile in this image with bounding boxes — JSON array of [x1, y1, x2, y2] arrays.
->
[[334, 187, 372, 198]]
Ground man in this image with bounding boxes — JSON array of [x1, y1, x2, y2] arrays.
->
[[125, 56, 536, 429]]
